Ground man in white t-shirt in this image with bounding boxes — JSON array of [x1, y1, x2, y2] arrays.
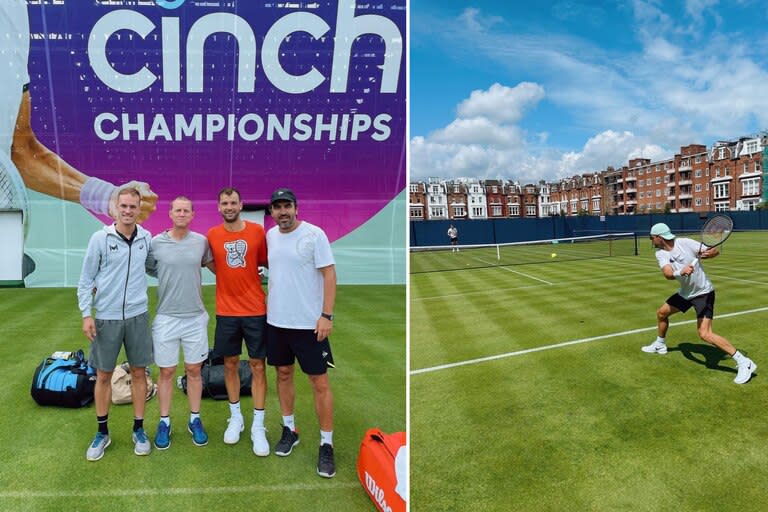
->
[[266, 188, 337, 478], [1, 1, 157, 278], [642, 223, 756, 384], [447, 224, 458, 252]]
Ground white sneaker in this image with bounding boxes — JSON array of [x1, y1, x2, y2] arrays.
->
[[734, 359, 757, 384], [251, 426, 270, 456], [223, 416, 244, 444], [641, 341, 667, 354]]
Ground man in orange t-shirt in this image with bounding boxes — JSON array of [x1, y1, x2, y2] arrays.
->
[[207, 187, 270, 456]]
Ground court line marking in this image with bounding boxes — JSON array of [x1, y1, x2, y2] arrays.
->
[[471, 256, 553, 285], [410, 306, 768, 376], [0, 482, 361, 499]]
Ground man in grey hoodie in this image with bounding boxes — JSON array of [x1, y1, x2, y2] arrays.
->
[[77, 187, 154, 461]]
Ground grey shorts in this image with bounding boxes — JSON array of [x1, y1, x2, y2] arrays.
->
[[90, 312, 153, 371]]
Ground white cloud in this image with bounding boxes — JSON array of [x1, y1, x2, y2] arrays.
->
[[456, 82, 545, 124], [411, 4, 768, 184], [430, 117, 525, 147], [410, 86, 675, 184]]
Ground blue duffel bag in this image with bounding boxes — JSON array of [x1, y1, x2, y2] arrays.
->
[[31, 350, 96, 408]]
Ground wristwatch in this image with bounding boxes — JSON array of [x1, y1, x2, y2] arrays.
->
[[321, 312, 334, 321]]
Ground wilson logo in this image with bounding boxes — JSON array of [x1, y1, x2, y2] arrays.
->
[[364, 471, 393, 512]]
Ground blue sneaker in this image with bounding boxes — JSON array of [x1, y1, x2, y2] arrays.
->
[[154, 421, 171, 450], [86, 432, 111, 461], [132, 428, 151, 456], [188, 418, 209, 446]]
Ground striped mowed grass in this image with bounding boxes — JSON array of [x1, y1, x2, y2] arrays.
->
[[0, 284, 404, 512], [410, 231, 768, 511]]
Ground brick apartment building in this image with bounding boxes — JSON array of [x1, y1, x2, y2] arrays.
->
[[410, 136, 767, 220]]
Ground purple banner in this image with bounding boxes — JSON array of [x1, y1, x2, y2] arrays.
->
[[27, 0, 406, 241]]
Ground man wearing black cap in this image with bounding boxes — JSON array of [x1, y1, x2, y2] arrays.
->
[[643, 222, 756, 384], [266, 188, 337, 478]]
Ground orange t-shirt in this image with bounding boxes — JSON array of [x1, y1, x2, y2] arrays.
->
[[207, 221, 268, 316]]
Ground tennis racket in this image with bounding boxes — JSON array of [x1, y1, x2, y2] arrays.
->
[[0, 149, 30, 236], [691, 214, 733, 268]]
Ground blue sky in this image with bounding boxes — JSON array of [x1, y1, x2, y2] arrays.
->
[[410, 0, 768, 183]]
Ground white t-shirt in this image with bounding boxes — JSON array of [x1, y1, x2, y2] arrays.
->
[[266, 221, 335, 329], [654, 237, 713, 300], [0, 1, 30, 154]]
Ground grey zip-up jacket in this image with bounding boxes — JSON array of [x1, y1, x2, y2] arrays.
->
[[77, 224, 152, 320]]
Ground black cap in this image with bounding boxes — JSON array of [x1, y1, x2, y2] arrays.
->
[[270, 188, 297, 205]]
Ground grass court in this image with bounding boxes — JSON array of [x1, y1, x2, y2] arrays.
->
[[0, 285, 404, 512], [410, 231, 768, 511]]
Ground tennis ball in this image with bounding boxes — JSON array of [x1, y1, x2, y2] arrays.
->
[[551, 253, 557, 258]]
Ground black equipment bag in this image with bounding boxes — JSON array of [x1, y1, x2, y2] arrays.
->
[[31, 350, 96, 408], [181, 350, 252, 400]]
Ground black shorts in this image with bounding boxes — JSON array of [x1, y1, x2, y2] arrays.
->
[[266, 324, 335, 375], [214, 315, 266, 359], [666, 291, 716, 319], [450, 237, 458, 244]]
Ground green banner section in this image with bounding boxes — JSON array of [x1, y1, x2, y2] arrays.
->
[[23, 190, 405, 287]]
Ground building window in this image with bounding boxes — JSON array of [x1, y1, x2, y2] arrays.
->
[[646, 179, 651, 186], [656, 189, 661, 197], [742, 178, 759, 196], [746, 140, 758, 153], [526, 205, 536, 217], [639, 192, 644, 199], [695, 184, 702, 192], [695, 198, 702, 206], [409, 184, 418, 193], [713, 183, 729, 199], [453, 206, 466, 217], [715, 202, 729, 212], [695, 155, 701, 163], [410, 207, 423, 218], [695, 169, 702, 178], [473, 207, 484, 217], [430, 207, 445, 218], [491, 205, 502, 216], [714, 167, 720, 177], [756, 161, 762, 173], [655, 177, 662, 185], [510, 204, 520, 216], [592, 198, 600, 210], [718, 147, 726, 160]]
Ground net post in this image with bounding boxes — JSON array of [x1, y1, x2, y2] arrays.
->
[[496, 244, 500, 261]]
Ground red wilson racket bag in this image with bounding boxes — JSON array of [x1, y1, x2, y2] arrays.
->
[[357, 428, 407, 512]]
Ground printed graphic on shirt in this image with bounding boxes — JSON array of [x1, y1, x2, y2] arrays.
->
[[224, 239, 247, 268]]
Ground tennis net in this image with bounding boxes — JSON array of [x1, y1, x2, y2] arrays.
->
[[410, 232, 639, 274]]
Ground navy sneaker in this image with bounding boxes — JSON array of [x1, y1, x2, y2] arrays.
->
[[317, 444, 336, 478], [275, 426, 299, 456], [188, 417, 209, 446], [154, 421, 171, 450]]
